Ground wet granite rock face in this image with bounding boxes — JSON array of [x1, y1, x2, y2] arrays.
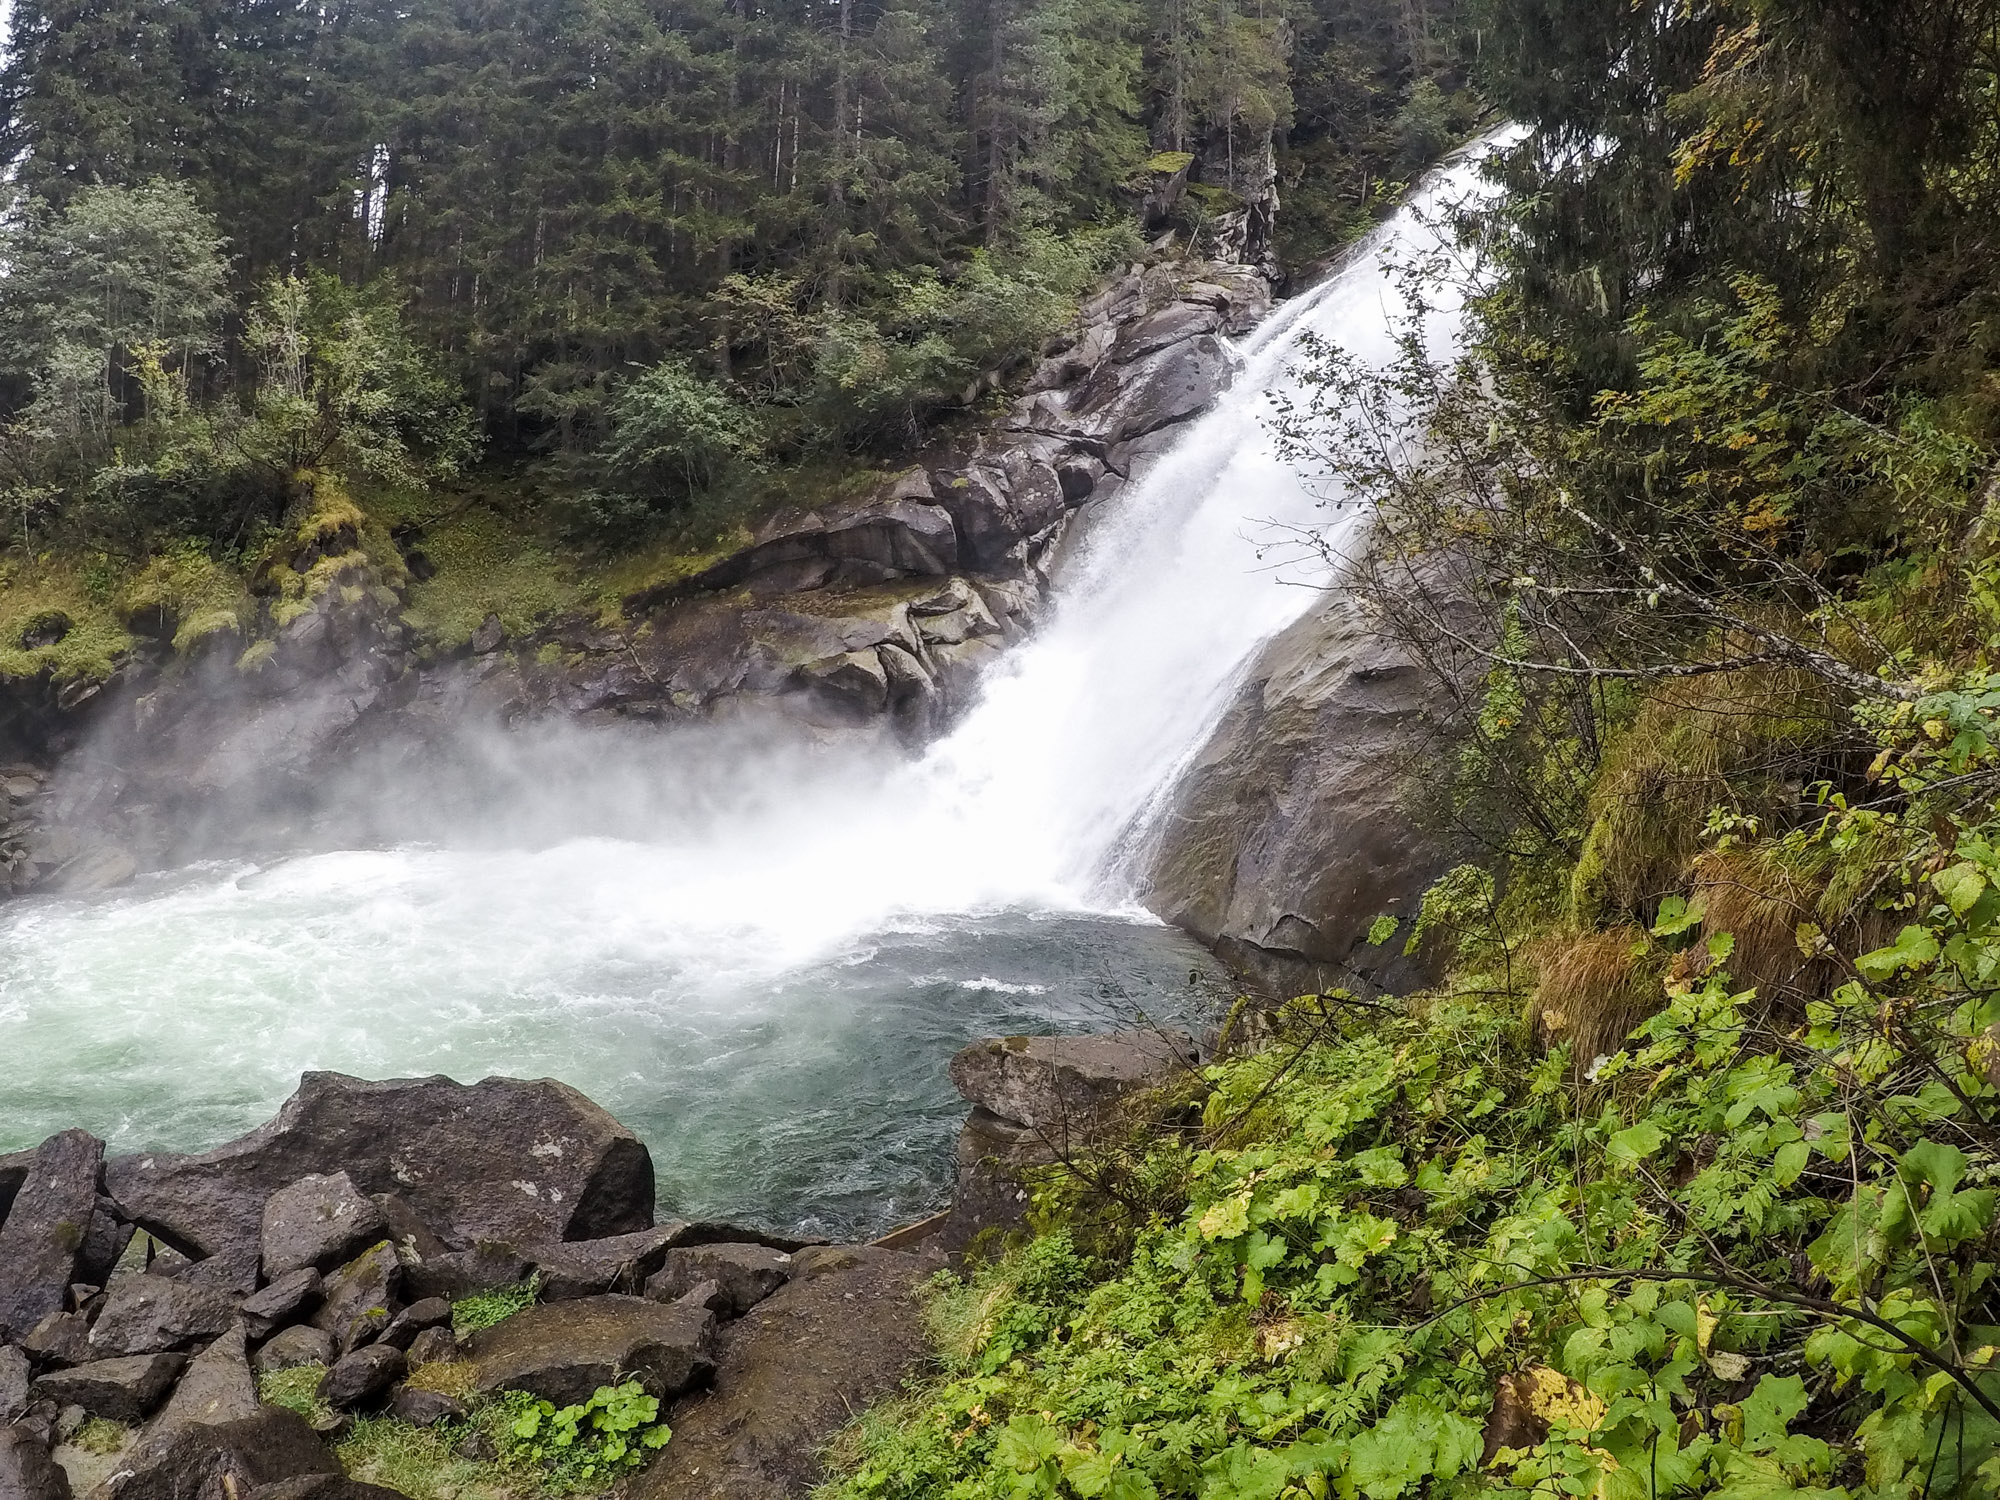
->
[[1139, 585, 1464, 997], [0, 1132, 105, 1343], [635, 1244, 944, 1500], [933, 1030, 1203, 1255], [103, 1072, 654, 1263], [464, 1295, 717, 1408]]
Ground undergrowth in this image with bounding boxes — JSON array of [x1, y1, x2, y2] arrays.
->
[[822, 680, 2000, 1499]]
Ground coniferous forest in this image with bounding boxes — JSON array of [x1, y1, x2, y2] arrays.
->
[[0, 0, 1474, 559]]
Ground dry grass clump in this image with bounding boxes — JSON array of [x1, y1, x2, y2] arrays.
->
[[1527, 927, 1663, 1071], [1569, 671, 1845, 927]]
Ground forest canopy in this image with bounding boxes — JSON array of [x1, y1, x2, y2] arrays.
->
[[0, 0, 1476, 557]]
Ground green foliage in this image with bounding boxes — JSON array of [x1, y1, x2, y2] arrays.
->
[[496, 1382, 672, 1489], [258, 1364, 334, 1426], [453, 1277, 540, 1337], [67, 1417, 129, 1455], [241, 273, 481, 491], [0, 0, 1475, 470], [827, 681, 2000, 1499]]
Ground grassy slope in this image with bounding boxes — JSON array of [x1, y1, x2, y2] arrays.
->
[[819, 677, 2000, 1499]]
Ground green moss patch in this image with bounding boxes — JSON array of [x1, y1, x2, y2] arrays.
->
[[0, 555, 135, 683]]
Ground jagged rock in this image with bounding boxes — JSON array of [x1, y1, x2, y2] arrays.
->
[[317, 1345, 405, 1411], [309, 1242, 401, 1355], [0, 1346, 29, 1422], [1142, 586, 1461, 994], [402, 1327, 456, 1367], [168, 1249, 259, 1299], [85, 1407, 340, 1500], [469, 615, 506, 656], [86, 1277, 234, 1358], [0, 1151, 32, 1222], [388, 1388, 466, 1427], [239, 1268, 321, 1341], [1112, 302, 1223, 363], [669, 1223, 825, 1256], [465, 1295, 714, 1407], [948, 1030, 1199, 1142], [669, 1280, 729, 1317], [105, 1072, 653, 1264], [377, 1299, 449, 1351], [30, 1356, 183, 1425], [401, 1243, 532, 1304], [631, 1245, 943, 1500], [369, 1194, 450, 1273], [0, 1132, 105, 1342], [644, 1245, 792, 1318], [145, 1326, 257, 1435], [646, 496, 960, 605], [792, 650, 889, 723], [1060, 333, 1235, 449], [260, 1173, 389, 1281], [18, 1316, 90, 1370], [0, 1425, 70, 1500], [75, 1203, 133, 1291], [941, 1032, 1199, 1254], [251, 1326, 333, 1376], [526, 1225, 684, 1301]]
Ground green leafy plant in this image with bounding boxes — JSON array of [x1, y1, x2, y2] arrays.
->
[[452, 1275, 540, 1336], [498, 1382, 671, 1488]]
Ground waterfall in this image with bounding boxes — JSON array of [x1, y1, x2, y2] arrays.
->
[[0, 139, 1511, 1232], [881, 137, 1510, 908]]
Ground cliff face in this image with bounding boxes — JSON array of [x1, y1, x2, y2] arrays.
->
[[1139, 587, 1462, 997], [0, 259, 1272, 894]]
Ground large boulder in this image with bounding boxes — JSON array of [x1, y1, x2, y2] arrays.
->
[[31, 1356, 184, 1425], [103, 1073, 654, 1262], [1140, 587, 1460, 995], [633, 1244, 943, 1500], [86, 1277, 235, 1359], [940, 1030, 1200, 1254], [639, 494, 961, 605], [84, 1407, 340, 1500], [0, 1426, 70, 1500], [0, 1132, 104, 1342], [260, 1172, 389, 1280], [948, 1030, 1200, 1145], [465, 1295, 714, 1408]]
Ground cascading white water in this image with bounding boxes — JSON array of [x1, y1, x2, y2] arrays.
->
[[0, 144, 1506, 1235]]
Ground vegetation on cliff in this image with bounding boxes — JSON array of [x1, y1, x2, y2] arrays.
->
[[0, 0, 1481, 686], [822, 3, 2000, 1496]]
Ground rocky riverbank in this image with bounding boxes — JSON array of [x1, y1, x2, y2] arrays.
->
[[0, 1031, 1196, 1499]]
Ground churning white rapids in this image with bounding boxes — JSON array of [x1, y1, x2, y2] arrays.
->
[[0, 149, 1503, 1239]]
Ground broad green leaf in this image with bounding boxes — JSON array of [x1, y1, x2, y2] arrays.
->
[[1856, 924, 1941, 980], [1935, 861, 1988, 914], [1607, 1121, 1668, 1165]]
